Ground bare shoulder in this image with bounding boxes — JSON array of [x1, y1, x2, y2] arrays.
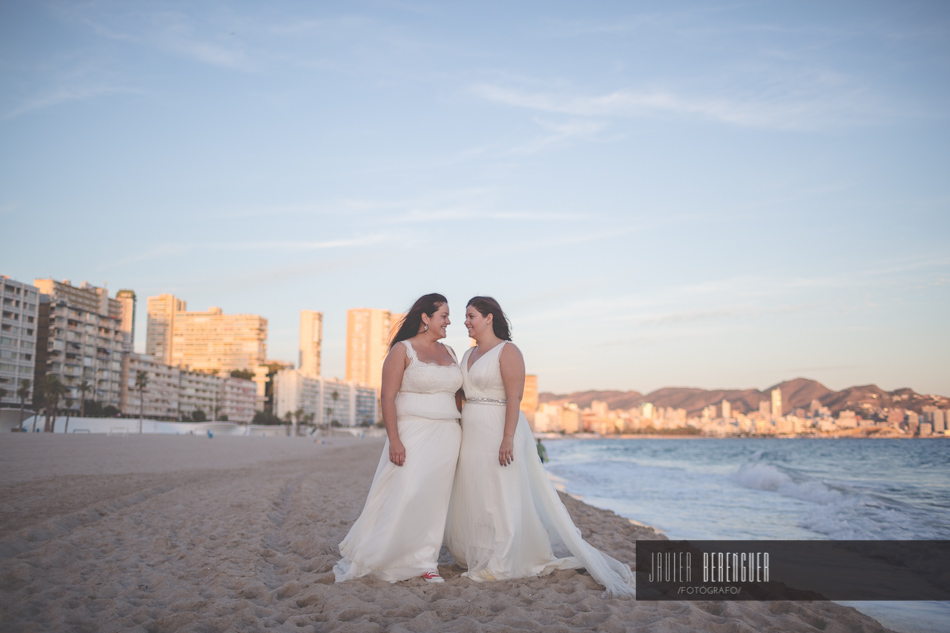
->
[[500, 341, 523, 360], [384, 342, 409, 367]]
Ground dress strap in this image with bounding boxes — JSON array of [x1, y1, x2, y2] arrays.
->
[[401, 340, 418, 363], [443, 344, 458, 363]]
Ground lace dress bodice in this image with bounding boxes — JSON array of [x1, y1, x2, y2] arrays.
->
[[395, 341, 463, 421]]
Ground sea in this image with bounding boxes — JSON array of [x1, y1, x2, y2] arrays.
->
[[543, 437, 950, 633]]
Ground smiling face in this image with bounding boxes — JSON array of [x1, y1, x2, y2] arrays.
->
[[422, 303, 450, 339], [464, 305, 492, 340]]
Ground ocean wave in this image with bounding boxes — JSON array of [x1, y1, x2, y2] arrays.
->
[[729, 462, 844, 505]]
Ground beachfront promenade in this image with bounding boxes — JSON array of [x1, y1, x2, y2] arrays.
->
[[0, 435, 892, 632]]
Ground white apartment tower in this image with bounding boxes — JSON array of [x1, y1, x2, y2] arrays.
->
[[299, 310, 323, 377], [771, 388, 783, 420], [0, 276, 39, 407], [721, 399, 731, 420], [146, 295, 266, 375], [345, 308, 396, 390], [146, 294, 186, 365], [115, 289, 136, 351], [32, 278, 128, 409], [170, 307, 267, 375]]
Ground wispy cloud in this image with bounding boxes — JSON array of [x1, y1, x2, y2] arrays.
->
[[6, 84, 141, 119], [98, 234, 393, 270], [472, 81, 881, 130], [53, 3, 257, 71], [508, 118, 610, 155], [336, 187, 586, 224]]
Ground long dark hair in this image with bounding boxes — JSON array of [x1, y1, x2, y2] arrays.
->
[[389, 293, 448, 349], [467, 296, 512, 341]]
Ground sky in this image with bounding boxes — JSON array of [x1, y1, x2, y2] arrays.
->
[[1, 1, 948, 397]]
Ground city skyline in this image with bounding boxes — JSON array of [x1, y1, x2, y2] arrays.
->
[[1, 2, 948, 396]]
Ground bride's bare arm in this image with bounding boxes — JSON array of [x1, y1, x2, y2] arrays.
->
[[381, 344, 408, 466], [498, 343, 526, 467]]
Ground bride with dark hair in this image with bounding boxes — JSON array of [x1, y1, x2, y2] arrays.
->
[[334, 293, 462, 584], [444, 296, 635, 596]]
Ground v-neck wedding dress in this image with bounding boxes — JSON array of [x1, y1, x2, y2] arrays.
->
[[444, 341, 635, 596]]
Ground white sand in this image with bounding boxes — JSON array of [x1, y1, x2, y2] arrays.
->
[[0, 434, 894, 632]]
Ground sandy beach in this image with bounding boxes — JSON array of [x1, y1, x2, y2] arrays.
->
[[0, 434, 894, 632]]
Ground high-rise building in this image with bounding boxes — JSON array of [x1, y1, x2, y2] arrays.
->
[[522, 374, 538, 426], [933, 409, 946, 434], [771, 388, 783, 419], [299, 310, 323, 377], [116, 289, 136, 351], [346, 308, 396, 389], [0, 276, 39, 407], [170, 307, 267, 375], [146, 295, 267, 375], [640, 402, 654, 420], [721, 399, 731, 419], [146, 294, 186, 365], [561, 404, 582, 434], [32, 278, 127, 409]]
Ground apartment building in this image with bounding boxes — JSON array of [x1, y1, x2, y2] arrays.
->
[[0, 276, 39, 406], [170, 306, 266, 374], [121, 353, 180, 419], [33, 279, 128, 409], [115, 289, 137, 351], [273, 369, 379, 427], [522, 374, 538, 426], [145, 294, 267, 375], [146, 294, 186, 365], [299, 310, 322, 377], [345, 308, 398, 390], [120, 352, 257, 423]]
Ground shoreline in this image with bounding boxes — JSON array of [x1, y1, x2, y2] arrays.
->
[[0, 435, 895, 632], [539, 433, 943, 440]]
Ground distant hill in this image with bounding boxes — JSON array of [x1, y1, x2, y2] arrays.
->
[[539, 378, 949, 417]]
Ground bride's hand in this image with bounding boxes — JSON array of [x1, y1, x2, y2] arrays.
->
[[390, 439, 406, 466], [498, 435, 515, 467]]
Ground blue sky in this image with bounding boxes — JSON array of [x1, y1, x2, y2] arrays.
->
[[2, 1, 948, 396]]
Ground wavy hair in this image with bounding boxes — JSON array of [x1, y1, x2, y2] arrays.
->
[[389, 293, 448, 349], [466, 296, 512, 341]]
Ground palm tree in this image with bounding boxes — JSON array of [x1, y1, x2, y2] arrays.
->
[[42, 374, 66, 433], [64, 397, 75, 434], [77, 379, 91, 417], [17, 379, 31, 431], [330, 390, 340, 427], [135, 371, 148, 433], [293, 407, 304, 436], [0, 387, 7, 404]]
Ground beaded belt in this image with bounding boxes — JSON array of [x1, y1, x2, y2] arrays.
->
[[467, 397, 507, 406]]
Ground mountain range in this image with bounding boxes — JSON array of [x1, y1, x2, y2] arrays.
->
[[538, 378, 949, 418]]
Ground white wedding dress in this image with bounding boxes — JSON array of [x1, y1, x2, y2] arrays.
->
[[444, 342, 635, 597], [334, 341, 463, 582]]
